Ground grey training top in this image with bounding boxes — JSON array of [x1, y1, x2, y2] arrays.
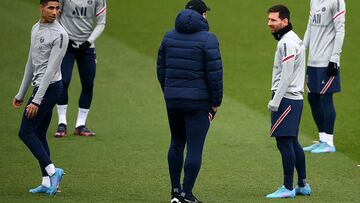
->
[[303, 0, 346, 67], [271, 30, 306, 108], [15, 21, 69, 105], [59, 0, 107, 47]]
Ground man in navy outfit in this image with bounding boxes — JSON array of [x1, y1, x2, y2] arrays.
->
[[157, 1, 223, 202]]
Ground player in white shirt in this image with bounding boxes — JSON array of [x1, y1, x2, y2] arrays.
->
[[55, 0, 107, 137], [266, 5, 311, 199], [302, 0, 346, 153]]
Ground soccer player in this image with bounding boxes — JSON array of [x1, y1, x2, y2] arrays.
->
[[157, 0, 223, 202], [54, 0, 107, 137], [12, 0, 68, 195], [266, 5, 311, 199], [302, 0, 346, 153]]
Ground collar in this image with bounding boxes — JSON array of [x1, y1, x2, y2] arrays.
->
[[272, 23, 293, 41]]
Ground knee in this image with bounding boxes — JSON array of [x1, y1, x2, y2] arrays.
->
[[185, 156, 202, 170], [170, 139, 185, 151]]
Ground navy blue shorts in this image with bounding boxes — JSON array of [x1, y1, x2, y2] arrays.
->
[[271, 98, 303, 137], [306, 66, 341, 94]]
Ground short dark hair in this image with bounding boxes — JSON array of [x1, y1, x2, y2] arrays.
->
[[268, 4, 291, 21], [40, 0, 59, 5]]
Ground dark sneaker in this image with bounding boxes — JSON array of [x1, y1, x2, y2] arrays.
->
[[170, 192, 180, 203], [74, 125, 96, 137], [54, 124, 67, 138], [179, 193, 202, 203]]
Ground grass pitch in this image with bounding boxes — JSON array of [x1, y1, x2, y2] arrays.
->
[[0, 0, 359, 202]]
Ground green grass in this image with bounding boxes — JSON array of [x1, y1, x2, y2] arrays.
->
[[0, 0, 359, 202]]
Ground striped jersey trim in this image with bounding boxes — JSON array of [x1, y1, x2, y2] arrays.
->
[[282, 54, 295, 63], [271, 105, 292, 136], [320, 76, 335, 94], [96, 7, 107, 16], [333, 10, 346, 20]]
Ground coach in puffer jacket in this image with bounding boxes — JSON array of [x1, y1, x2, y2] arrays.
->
[[157, 1, 223, 202], [157, 9, 223, 111]]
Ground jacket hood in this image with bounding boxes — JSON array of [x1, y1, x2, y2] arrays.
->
[[175, 9, 209, 33]]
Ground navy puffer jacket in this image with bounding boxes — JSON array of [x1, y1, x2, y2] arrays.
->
[[157, 9, 223, 109]]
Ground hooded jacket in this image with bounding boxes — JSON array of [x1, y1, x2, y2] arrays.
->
[[157, 9, 223, 109]]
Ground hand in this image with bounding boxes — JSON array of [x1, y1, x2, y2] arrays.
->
[[25, 102, 39, 118], [78, 41, 91, 51], [12, 98, 22, 109], [209, 106, 218, 121], [268, 100, 278, 112], [327, 61, 338, 77]]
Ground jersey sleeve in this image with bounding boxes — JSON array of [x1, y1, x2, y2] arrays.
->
[[271, 42, 296, 107], [15, 26, 36, 101], [32, 32, 69, 105], [303, 12, 312, 49], [330, 0, 346, 64], [15, 47, 34, 101], [303, 0, 313, 49], [88, 0, 107, 43]]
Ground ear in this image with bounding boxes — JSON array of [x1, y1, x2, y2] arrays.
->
[[202, 12, 208, 19], [283, 18, 289, 26]]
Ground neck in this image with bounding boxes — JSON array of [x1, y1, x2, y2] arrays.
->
[[272, 23, 293, 41], [40, 18, 48, 23]]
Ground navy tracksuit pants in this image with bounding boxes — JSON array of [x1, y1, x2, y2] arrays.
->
[[57, 46, 96, 109], [276, 136, 307, 190], [167, 108, 211, 195], [18, 81, 62, 176], [308, 93, 336, 134]]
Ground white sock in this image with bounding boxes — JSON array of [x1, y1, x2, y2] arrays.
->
[[76, 108, 89, 127], [42, 176, 50, 188], [57, 105, 68, 125], [45, 163, 56, 176], [323, 133, 334, 147], [319, 132, 326, 142]]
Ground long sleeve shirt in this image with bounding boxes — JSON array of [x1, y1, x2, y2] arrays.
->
[[303, 0, 346, 67], [271, 30, 306, 108], [59, 0, 106, 47], [15, 21, 69, 105]]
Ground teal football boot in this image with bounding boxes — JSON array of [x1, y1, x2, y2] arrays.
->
[[266, 185, 296, 198], [295, 183, 311, 196], [311, 142, 336, 153]]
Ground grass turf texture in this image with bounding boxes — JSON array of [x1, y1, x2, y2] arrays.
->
[[0, 0, 359, 202]]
